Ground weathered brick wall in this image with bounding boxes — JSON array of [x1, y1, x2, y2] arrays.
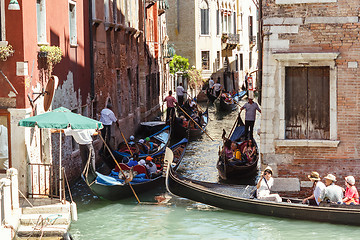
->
[[261, 0, 360, 196]]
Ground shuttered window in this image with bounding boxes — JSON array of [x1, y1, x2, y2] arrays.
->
[[201, 8, 209, 35], [285, 67, 330, 139], [216, 10, 219, 35]]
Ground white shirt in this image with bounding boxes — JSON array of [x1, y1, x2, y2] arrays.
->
[[213, 83, 222, 92], [99, 108, 117, 125], [257, 177, 274, 198], [176, 86, 185, 96], [0, 125, 8, 159], [209, 79, 214, 88], [63, 128, 95, 145], [314, 181, 326, 205]]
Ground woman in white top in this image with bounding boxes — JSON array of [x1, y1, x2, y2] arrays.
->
[[256, 166, 282, 203]]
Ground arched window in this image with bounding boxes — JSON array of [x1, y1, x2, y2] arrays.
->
[[200, 0, 209, 35]]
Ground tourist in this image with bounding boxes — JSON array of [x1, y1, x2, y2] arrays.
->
[[342, 176, 359, 205], [319, 174, 343, 204], [302, 171, 326, 206], [145, 137, 158, 153], [256, 166, 282, 203], [240, 97, 261, 140], [145, 156, 161, 178], [180, 115, 189, 128], [128, 135, 135, 146], [213, 80, 222, 97], [126, 157, 138, 167], [208, 77, 214, 94], [242, 139, 256, 163], [163, 90, 177, 123], [221, 139, 233, 159]]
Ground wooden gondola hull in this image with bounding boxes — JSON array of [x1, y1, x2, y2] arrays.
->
[[167, 168, 360, 226], [172, 109, 209, 140], [214, 98, 236, 112], [206, 89, 217, 103]]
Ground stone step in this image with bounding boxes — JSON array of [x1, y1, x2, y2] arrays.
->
[[22, 202, 70, 215], [16, 224, 69, 238], [20, 213, 71, 226]]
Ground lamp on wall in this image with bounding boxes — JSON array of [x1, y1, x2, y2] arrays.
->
[[8, 0, 20, 10]]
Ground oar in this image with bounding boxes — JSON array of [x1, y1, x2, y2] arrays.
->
[[116, 125, 133, 157], [227, 114, 239, 139], [98, 133, 141, 203], [177, 105, 214, 141]]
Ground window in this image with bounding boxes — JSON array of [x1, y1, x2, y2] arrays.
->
[[240, 54, 243, 71], [116, 70, 122, 116], [249, 51, 252, 68], [216, 9, 220, 35], [112, 0, 118, 23], [0, 0, 5, 41], [285, 67, 330, 139], [249, 16, 253, 39], [235, 55, 238, 72], [233, 12, 236, 34], [0, 112, 10, 173], [216, 51, 220, 70], [127, 68, 132, 113], [201, 51, 210, 70], [136, 66, 139, 107], [37, 0, 47, 44], [200, 1, 209, 35], [69, 1, 77, 46], [104, 0, 110, 22]]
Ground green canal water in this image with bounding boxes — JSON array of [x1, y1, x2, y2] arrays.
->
[[69, 102, 360, 239]]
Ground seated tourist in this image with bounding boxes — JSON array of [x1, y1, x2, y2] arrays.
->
[[128, 135, 135, 146], [229, 142, 246, 166], [127, 157, 138, 167], [256, 166, 282, 203], [242, 140, 256, 164], [302, 171, 325, 206], [180, 115, 189, 128], [145, 137, 159, 153], [137, 139, 148, 154], [145, 156, 161, 178], [319, 174, 343, 204], [221, 139, 233, 159], [342, 176, 359, 205]]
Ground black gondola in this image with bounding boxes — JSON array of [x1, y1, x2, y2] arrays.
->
[[166, 159, 360, 226], [217, 115, 259, 180], [206, 88, 217, 103], [82, 138, 188, 201], [214, 95, 237, 112]]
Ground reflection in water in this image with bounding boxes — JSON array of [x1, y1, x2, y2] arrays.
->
[[70, 101, 360, 239]]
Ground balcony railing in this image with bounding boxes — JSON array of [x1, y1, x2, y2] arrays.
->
[[222, 33, 239, 50]]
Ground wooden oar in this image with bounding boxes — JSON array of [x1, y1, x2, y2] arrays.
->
[[177, 105, 214, 141], [98, 133, 141, 203], [116, 125, 133, 157], [227, 114, 239, 139]]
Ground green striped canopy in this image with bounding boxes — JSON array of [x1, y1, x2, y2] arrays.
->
[[18, 107, 103, 130]]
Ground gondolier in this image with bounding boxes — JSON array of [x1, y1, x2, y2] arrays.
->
[[240, 97, 261, 140], [176, 83, 187, 106]]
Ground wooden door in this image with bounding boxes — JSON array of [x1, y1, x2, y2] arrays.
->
[[285, 67, 330, 139]]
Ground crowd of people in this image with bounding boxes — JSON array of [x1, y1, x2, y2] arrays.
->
[[221, 137, 257, 166]]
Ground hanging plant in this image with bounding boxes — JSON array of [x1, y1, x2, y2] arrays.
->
[[39, 45, 63, 74], [0, 44, 15, 61]]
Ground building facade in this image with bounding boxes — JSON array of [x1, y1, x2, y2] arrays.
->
[[260, 0, 360, 196], [167, 0, 258, 92]]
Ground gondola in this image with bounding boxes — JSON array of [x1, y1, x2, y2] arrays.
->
[[166, 159, 360, 226], [188, 108, 209, 139], [206, 88, 217, 103], [214, 94, 237, 112], [217, 115, 259, 180], [82, 138, 188, 201], [113, 125, 171, 161]]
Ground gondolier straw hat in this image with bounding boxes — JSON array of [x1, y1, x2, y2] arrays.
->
[[324, 173, 337, 182], [308, 171, 321, 181], [345, 176, 355, 185]]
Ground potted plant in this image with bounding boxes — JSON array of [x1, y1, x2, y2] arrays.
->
[[39, 45, 63, 74], [0, 44, 15, 61]]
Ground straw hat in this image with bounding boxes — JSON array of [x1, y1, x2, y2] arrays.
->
[[264, 166, 273, 174], [324, 173, 337, 182], [308, 171, 321, 181], [345, 176, 355, 186]]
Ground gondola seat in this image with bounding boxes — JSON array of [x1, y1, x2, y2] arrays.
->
[[133, 165, 148, 179], [114, 163, 131, 172]]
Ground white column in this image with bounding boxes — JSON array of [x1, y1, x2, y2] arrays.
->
[[7, 168, 19, 210], [0, 178, 11, 224]]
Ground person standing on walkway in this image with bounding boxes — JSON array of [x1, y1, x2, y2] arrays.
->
[[100, 103, 119, 147], [176, 83, 186, 106], [240, 97, 261, 140], [164, 90, 177, 123]]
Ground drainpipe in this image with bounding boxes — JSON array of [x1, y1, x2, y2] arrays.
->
[[89, 0, 95, 100], [257, 0, 263, 105]]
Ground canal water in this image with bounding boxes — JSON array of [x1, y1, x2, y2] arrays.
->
[[69, 100, 360, 239]]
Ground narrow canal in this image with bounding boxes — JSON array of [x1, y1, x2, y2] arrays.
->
[[69, 100, 360, 239]]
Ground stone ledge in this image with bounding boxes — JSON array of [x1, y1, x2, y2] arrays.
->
[[273, 178, 300, 192], [276, 0, 336, 4], [305, 16, 358, 24], [272, 52, 339, 61], [275, 139, 340, 148]]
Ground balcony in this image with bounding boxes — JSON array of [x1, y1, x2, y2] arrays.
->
[[221, 33, 239, 50], [249, 35, 256, 48]]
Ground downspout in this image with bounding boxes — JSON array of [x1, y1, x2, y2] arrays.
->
[[89, 0, 95, 100], [257, 0, 263, 105]]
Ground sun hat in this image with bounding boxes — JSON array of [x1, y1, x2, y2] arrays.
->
[[345, 176, 355, 186], [130, 135, 135, 141], [138, 160, 146, 166], [146, 156, 153, 161], [139, 139, 145, 144], [145, 137, 150, 142], [308, 171, 321, 181], [264, 166, 273, 174], [324, 173, 337, 182]]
